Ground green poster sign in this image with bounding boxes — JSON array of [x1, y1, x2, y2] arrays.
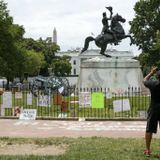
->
[[91, 92, 104, 108]]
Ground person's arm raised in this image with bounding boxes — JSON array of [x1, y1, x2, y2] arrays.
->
[[143, 66, 158, 82]]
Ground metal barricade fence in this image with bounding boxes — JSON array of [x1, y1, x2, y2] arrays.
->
[[0, 87, 150, 119]]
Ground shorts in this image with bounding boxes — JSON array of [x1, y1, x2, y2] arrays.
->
[[146, 107, 160, 133]]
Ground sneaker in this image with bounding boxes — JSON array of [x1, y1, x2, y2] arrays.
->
[[144, 149, 151, 157]]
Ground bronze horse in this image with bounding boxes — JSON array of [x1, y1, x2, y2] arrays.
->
[[81, 14, 134, 57]]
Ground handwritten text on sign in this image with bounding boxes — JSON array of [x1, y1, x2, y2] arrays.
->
[[19, 109, 37, 120], [79, 92, 91, 108], [113, 99, 130, 112]]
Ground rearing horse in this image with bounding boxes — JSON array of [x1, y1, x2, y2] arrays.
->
[[81, 14, 134, 57]]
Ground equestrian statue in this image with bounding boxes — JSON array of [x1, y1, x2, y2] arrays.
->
[[81, 6, 134, 57]]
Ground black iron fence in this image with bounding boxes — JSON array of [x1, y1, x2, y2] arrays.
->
[[0, 86, 150, 119]]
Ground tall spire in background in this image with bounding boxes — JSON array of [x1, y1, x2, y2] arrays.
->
[[53, 27, 57, 44]]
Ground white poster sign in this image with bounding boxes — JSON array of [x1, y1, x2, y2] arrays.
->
[[0, 108, 5, 116], [2, 91, 12, 108], [113, 99, 130, 112], [27, 93, 32, 105], [19, 109, 37, 120], [15, 92, 23, 99], [79, 92, 91, 108], [37, 95, 51, 107]]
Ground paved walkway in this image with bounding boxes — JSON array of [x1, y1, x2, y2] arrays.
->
[[1, 119, 160, 138]]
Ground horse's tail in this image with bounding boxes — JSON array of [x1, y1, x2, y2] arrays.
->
[[81, 36, 95, 53]]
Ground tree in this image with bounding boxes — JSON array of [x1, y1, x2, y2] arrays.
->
[[24, 50, 45, 76], [51, 56, 72, 76], [0, 0, 25, 85], [22, 37, 60, 76], [130, 0, 160, 52], [130, 0, 160, 74]]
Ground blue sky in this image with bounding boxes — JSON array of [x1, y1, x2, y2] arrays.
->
[[5, 0, 141, 55]]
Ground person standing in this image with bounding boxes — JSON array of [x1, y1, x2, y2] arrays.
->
[[143, 66, 160, 157]]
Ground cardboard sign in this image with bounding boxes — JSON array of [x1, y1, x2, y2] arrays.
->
[[91, 92, 104, 108], [53, 94, 62, 105], [79, 92, 91, 108], [61, 101, 68, 112], [2, 91, 12, 108], [37, 95, 51, 107], [27, 93, 32, 105], [0, 108, 5, 116], [19, 109, 37, 120], [15, 92, 23, 99], [113, 99, 130, 112]]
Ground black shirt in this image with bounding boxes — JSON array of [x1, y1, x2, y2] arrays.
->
[[144, 80, 160, 109]]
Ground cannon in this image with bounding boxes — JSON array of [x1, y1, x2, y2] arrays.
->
[[30, 75, 70, 96]]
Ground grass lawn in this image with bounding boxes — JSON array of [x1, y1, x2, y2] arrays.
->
[[0, 137, 159, 160]]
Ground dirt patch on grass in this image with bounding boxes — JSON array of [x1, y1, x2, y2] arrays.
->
[[0, 144, 66, 155]]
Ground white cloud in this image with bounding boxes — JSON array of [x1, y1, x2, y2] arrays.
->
[[5, 0, 141, 55]]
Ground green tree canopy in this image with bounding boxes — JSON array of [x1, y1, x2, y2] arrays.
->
[[51, 55, 72, 76], [0, 0, 25, 83], [130, 0, 160, 52], [22, 37, 60, 76], [130, 0, 160, 74], [23, 50, 45, 76]]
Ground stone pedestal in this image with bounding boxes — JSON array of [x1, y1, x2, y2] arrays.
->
[[77, 55, 147, 93]]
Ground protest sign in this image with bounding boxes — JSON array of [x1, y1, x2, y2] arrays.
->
[[113, 99, 130, 112], [79, 92, 91, 108], [91, 92, 104, 108], [27, 93, 32, 105], [37, 95, 51, 107], [2, 91, 12, 108], [19, 109, 37, 120], [15, 92, 22, 99], [53, 94, 62, 105]]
